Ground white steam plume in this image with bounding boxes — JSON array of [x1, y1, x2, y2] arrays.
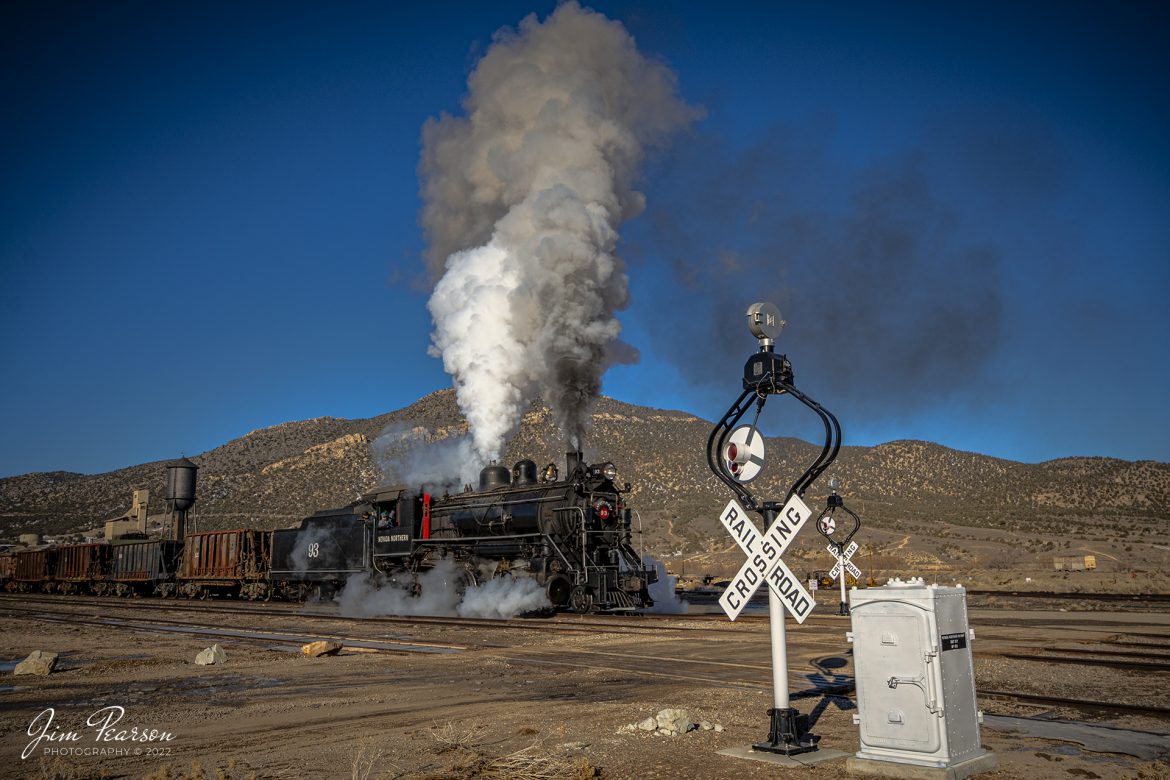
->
[[421, 2, 698, 465], [643, 554, 689, 614], [337, 558, 551, 619], [371, 421, 479, 490]]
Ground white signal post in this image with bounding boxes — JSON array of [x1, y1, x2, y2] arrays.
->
[[718, 495, 816, 723], [706, 302, 840, 755]]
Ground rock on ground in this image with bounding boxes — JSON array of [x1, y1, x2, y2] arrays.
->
[[655, 708, 695, 734], [14, 650, 58, 676], [624, 709, 707, 737], [301, 640, 343, 658], [194, 644, 226, 666]]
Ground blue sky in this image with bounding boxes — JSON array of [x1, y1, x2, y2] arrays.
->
[[2, 1, 1167, 477]]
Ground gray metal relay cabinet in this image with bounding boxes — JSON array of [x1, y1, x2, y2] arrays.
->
[[846, 578, 996, 778]]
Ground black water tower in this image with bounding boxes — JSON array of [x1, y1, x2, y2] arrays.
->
[[165, 457, 199, 540]]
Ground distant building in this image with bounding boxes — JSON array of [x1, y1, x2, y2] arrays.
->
[[1053, 554, 1097, 571], [104, 489, 150, 539]]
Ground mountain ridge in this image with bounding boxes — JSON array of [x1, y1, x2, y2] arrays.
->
[[2, 390, 1167, 563]]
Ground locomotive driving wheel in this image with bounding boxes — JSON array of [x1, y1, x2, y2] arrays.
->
[[570, 586, 593, 614], [454, 561, 480, 596]]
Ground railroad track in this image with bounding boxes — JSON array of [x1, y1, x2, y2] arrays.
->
[[5, 592, 1166, 645], [978, 690, 1170, 720], [683, 588, 1170, 606], [489, 646, 1170, 722], [966, 589, 1170, 604], [995, 652, 1170, 673], [6, 593, 1168, 651], [978, 619, 1170, 640], [0, 602, 471, 654], [0, 608, 470, 654], [0, 593, 741, 637]]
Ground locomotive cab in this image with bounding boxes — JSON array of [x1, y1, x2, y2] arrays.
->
[[365, 486, 417, 560]]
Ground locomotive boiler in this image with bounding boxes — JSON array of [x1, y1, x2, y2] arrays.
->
[[270, 451, 657, 612]]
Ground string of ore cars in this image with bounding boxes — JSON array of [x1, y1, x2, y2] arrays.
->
[[0, 452, 659, 614]]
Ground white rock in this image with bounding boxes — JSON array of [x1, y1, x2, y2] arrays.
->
[[714, 724, 725, 733], [700, 721, 713, 731], [655, 708, 693, 734], [195, 644, 226, 666], [637, 717, 657, 732]]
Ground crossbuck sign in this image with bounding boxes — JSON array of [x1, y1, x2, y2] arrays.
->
[[718, 496, 816, 622], [828, 540, 861, 580]]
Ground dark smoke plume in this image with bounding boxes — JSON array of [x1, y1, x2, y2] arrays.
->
[[629, 122, 1010, 426]]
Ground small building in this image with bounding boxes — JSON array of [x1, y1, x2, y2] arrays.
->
[[1053, 554, 1097, 571]]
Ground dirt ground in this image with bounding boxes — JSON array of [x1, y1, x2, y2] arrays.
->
[[2, 600, 1169, 780]]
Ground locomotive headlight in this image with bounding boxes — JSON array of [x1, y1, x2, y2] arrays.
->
[[602, 462, 617, 481]]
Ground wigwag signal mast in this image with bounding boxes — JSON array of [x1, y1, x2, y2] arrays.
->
[[706, 302, 842, 757]]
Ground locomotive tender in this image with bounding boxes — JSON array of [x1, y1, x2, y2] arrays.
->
[[1, 451, 657, 613]]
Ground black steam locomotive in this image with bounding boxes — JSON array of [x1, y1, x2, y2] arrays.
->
[[3, 451, 657, 613], [270, 451, 657, 612]]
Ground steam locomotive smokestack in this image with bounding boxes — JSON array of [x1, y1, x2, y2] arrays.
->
[[421, 2, 698, 465], [565, 450, 583, 476]]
